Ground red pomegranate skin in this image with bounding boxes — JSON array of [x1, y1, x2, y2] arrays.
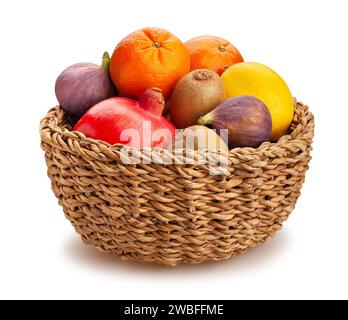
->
[[73, 88, 176, 148]]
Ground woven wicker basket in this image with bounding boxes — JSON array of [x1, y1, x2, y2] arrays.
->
[[40, 101, 314, 266]]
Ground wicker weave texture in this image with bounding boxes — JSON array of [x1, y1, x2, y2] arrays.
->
[[40, 102, 314, 266]]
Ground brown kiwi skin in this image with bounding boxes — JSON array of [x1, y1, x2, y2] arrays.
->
[[169, 69, 225, 129], [177, 125, 229, 151]]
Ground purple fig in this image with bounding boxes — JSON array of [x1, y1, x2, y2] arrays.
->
[[198, 95, 272, 149], [55, 52, 117, 117]]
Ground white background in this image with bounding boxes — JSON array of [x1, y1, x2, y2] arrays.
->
[[0, 0, 347, 300]]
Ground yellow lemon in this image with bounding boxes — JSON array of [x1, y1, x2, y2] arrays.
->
[[221, 62, 294, 140]]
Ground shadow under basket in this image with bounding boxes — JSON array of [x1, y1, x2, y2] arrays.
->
[[40, 102, 314, 266]]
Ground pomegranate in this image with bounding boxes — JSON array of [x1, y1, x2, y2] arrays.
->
[[73, 88, 176, 148]]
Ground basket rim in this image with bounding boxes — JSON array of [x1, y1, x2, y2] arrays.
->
[[40, 101, 314, 164]]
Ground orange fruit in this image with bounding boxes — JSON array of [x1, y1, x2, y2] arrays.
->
[[185, 36, 244, 75], [110, 27, 190, 99]]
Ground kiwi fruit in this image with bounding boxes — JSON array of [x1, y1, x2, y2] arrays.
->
[[169, 69, 225, 128], [174, 125, 229, 151]]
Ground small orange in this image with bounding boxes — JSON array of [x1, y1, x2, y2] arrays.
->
[[110, 27, 190, 99], [185, 36, 244, 75]]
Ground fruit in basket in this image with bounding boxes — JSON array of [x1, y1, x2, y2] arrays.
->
[[55, 52, 117, 117], [109, 27, 190, 99], [73, 88, 175, 148], [185, 36, 243, 75], [221, 62, 294, 140], [198, 96, 272, 149], [174, 125, 229, 151], [169, 69, 225, 128]]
